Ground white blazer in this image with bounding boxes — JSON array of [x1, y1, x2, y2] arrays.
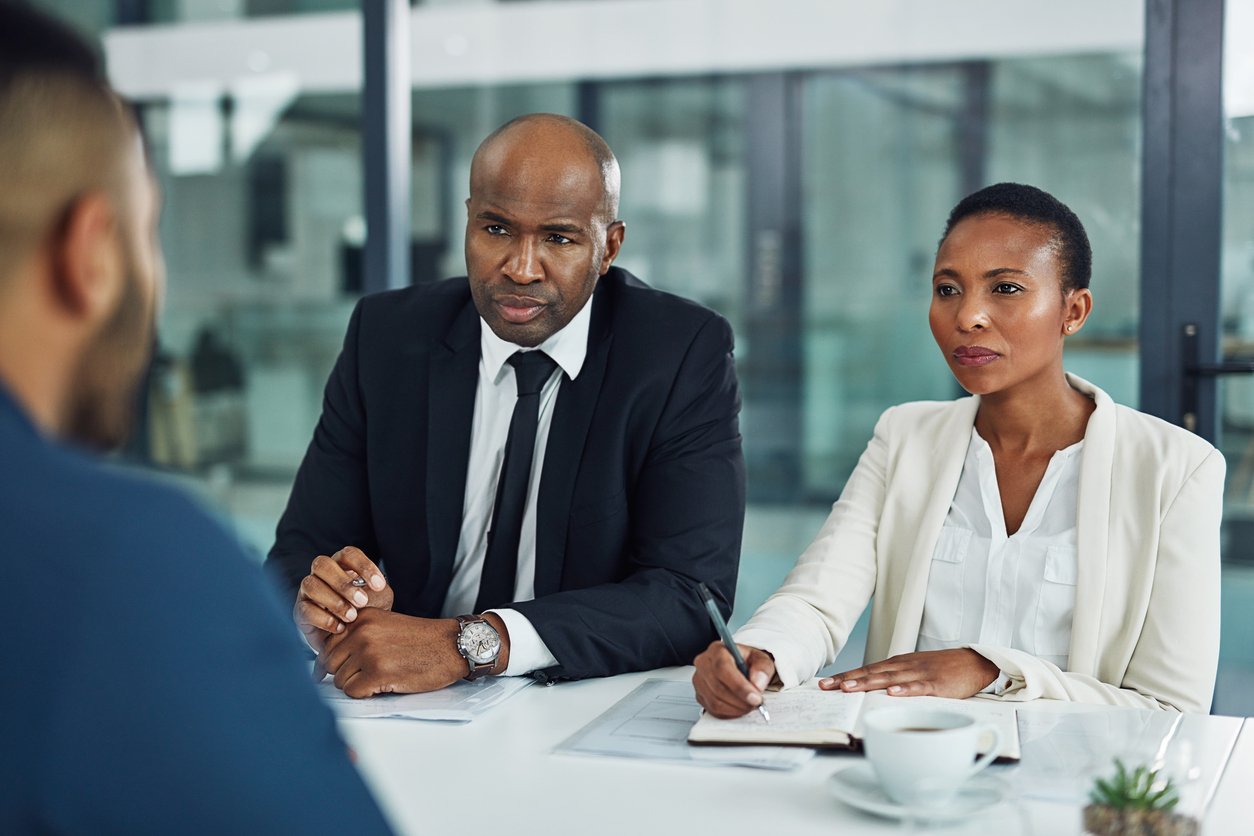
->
[[736, 374, 1224, 713]]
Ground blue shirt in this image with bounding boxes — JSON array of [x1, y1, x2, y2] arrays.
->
[[0, 384, 393, 834]]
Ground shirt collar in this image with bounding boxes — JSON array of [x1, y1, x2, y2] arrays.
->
[[479, 292, 593, 385]]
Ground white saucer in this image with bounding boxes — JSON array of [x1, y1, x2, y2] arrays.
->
[[827, 764, 1004, 822]]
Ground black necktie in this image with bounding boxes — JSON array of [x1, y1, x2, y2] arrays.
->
[[475, 350, 560, 612]]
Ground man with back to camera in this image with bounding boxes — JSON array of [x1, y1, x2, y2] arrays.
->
[[267, 113, 746, 695], [0, 3, 393, 832]]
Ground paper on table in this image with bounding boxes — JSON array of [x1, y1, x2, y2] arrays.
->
[[555, 679, 815, 770], [317, 675, 532, 722]]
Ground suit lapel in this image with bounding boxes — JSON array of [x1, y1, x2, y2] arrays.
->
[[1067, 373, 1114, 676], [423, 301, 480, 608], [887, 395, 980, 657], [533, 286, 613, 597]]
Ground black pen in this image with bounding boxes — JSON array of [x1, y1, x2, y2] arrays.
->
[[697, 582, 769, 723]]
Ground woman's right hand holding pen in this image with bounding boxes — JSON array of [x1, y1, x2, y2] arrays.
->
[[692, 641, 777, 718]]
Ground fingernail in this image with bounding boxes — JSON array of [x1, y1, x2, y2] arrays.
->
[[842, 679, 857, 690], [888, 685, 902, 694], [353, 591, 369, 606], [820, 677, 835, 687], [752, 672, 769, 689], [370, 574, 385, 590], [335, 622, 344, 633], [747, 693, 762, 706], [345, 607, 357, 621]]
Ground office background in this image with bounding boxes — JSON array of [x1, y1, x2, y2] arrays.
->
[[34, 0, 1254, 714]]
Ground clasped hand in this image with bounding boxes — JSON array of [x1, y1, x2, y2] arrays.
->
[[294, 546, 471, 697], [294, 546, 393, 651], [692, 642, 999, 719]]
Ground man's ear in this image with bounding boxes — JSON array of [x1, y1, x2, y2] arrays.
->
[[599, 220, 626, 274], [50, 192, 124, 322]]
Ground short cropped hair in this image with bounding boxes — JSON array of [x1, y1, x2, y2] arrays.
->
[[0, 0, 106, 84], [0, 1, 134, 283], [940, 182, 1092, 293]]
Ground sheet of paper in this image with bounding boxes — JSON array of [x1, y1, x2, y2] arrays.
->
[[555, 679, 815, 770], [317, 675, 533, 722]]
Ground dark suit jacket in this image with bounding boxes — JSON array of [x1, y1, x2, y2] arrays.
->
[[267, 267, 746, 681]]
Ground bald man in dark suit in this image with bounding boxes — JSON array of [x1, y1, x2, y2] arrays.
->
[[269, 114, 746, 695]]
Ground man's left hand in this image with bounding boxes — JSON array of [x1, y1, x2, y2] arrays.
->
[[316, 609, 510, 698], [820, 648, 999, 699]]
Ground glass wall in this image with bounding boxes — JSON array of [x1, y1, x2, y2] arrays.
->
[[140, 92, 363, 547], [72, 2, 1148, 597], [1216, 0, 1254, 714], [802, 67, 967, 496], [597, 79, 749, 338], [50, 1, 1254, 702], [800, 55, 1141, 501]]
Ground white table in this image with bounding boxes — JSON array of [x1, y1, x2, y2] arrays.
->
[[339, 668, 1250, 835]]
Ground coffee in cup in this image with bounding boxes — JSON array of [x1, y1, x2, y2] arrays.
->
[[861, 708, 1002, 807]]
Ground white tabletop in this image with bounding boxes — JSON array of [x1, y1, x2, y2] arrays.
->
[[339, 668, 1249, 835]]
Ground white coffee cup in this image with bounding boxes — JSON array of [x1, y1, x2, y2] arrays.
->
[[861, 707, 1003, 807]]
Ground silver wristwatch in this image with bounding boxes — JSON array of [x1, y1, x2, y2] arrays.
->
[[455, 614, 501, 680]]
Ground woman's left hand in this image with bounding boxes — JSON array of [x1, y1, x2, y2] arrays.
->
[[821, 648, 999, 699]]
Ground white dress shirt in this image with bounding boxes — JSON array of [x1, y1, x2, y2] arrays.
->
[[439, 297, 593, 676], [917, 428, 1083, 681]]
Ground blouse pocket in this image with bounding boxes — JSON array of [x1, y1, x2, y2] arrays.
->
[[918, 525, 972, 643], [1034, 544, 1078, 657]]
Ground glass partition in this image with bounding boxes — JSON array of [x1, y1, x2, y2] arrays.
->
[[138, 92, 363, 549], [35, 4, 1165, 671], [1215, 0, 1254, 714]]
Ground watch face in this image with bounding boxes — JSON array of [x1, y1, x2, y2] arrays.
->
[[457, 621, 501, 665]]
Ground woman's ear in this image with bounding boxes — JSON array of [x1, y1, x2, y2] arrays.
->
[[1062, 287, 1094, 336]]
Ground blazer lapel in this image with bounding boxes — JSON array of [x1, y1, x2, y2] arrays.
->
[[533, 288, 613, 597], [423, 302, 480, 609], [1067, 373, 1114, 676], [887, 395, 980, 657]]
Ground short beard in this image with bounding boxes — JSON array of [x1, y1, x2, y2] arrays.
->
[[64, 263, 154, 451]]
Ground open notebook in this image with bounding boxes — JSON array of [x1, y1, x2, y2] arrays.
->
[[688, 682, 1021, 762]]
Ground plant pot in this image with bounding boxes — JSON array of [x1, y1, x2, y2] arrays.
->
[[1082, 803, 1200, 836]]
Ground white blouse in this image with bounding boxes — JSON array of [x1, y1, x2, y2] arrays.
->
[[916, 428, 1083, 673]]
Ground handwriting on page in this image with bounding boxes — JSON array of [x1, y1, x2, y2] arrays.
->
[[718, 688, 865, 733]]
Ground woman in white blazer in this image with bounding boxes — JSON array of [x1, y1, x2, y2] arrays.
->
[[694, 183, 1224, 715]]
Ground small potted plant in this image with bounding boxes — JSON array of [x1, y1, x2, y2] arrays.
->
[[1083, 759, 1199, 836]]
